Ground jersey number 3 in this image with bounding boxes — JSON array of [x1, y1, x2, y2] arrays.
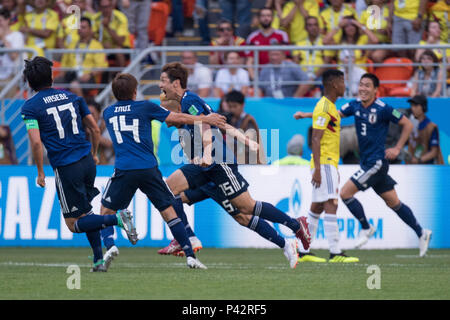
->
[[109, 115, 140, 144]]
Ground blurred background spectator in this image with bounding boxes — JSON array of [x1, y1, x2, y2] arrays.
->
[[0, 124, 17, 164], [428, 0, 450, 43], [224, 90, 266, 164], [272, 133, 309, 165], [411, 50, 443, 97], [259, 49, 309, 98], [246, 7, 290, 80], [0, 7, 24, 98], [120, 0, 150, 50], [194, 0, 210, 45], [407, 94, 444, 164], [320, 0, 357, 43], [181, 50, 213, 97], [56, 17, 108, 98], [415, 19, 450, 63], [209, 19, 245, 66], [214, 51, 250, 98], [1, 0, 21, 32], [219, 0, 252, 38]]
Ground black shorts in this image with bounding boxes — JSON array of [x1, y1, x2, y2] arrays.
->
[[54, 154, 100, 219], [180, 163, 249, 201], [101, 166, 174, 212], [351, 160, 397, 195], [184, 182, 240, 216]]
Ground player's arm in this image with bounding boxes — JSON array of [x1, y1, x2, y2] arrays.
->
[[294, 110, 346, 120], [27, 128, 46, 187], [200, 122, 213, 167], [385, 115, 413, 160], [165, 112, 226, 128], [222, 123, 259, 152], [82, 114, 101, 164], [311, 128, 324, 188]]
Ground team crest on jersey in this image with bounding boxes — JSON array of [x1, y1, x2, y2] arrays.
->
[[368, 113, 377, 124], [355, 110, 360, 117]]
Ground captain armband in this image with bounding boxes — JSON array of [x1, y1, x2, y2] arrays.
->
[[24, 119, 39, 130]]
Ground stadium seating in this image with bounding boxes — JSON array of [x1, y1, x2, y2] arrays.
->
[[374, 57, 414, 97]]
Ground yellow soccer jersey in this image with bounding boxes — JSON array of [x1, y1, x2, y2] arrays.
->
[[430, 0, 450, 42], [281, 0, 320, 44], [58, 12, 95, 48], [293, 36, 325, 74], [92, 10, 130, 48], [311, 96, 341, 169], [22, 9, 59, 53], [360, 5, 390, 43], [61, 39, 108, 75], [320, 4, 358, 42], [394, 0, 420, 21]]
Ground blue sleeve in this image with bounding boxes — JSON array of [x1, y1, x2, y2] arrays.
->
[[146, 101, 171, 122], [182, 97, 206, 116], [430, 127, 439, 147], [385, 104, 403, 124], [340, 102, 354, 117], [21, 101, 37, 120], [77, 97, 91, 118]]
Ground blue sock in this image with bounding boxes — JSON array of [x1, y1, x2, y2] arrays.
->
[[392, 202, 422, 237], [86, 230, 103, 263], [173, 196, 196, 238], [167, 217, 194, 258], [254, 201, 300, 233], [247, 216, 285, 248], [342, 197, 370, 230], [101, 226, 115, 250], [74, 212, 117, 233]]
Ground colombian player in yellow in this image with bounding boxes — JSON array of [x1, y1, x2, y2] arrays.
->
[[294, 69, 359, 263]]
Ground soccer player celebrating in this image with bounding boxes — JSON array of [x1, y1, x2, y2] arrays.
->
[[100, 73, 227, 270], [295, 73, 432, 257], [21, 57, 137, 272], [158, 62, 311, 269], [295, 69, 359, 263]]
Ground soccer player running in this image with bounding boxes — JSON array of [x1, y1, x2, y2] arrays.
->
[[100, 73, 227, 269], [21, 57, 137, 272], [158, 62, 311, 269], [294, 69, 359, 263], [295, 73, 432, 257]]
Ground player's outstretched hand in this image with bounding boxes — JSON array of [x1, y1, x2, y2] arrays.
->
[[93, 155, 100, 165], [311, 168, 321, 189], [205, 113, 227, 128], [294, 111, 307, 120], [385, 146, 400, 161], [37, 172, 46, 188]]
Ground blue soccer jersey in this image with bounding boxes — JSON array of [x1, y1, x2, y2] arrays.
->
[[103, 100, 170, 170], [340, 98, 403, 169], [21, 88, 92, 168], [179, 90, 235, 165]]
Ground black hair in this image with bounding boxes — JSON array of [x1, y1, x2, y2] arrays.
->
[[360, 73, 380, 88], [0, 8, 11, 19], [224, 90, 245, 105], [80, 16, 92, 27], [322, 69, 344, 88], [23, 56, 53, 91]]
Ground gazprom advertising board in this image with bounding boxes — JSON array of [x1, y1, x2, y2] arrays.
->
[[0, 165, 448, 249]]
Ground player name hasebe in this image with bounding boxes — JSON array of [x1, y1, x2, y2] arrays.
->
[[42, 93, 69, 104], [114, 105, 131, 112]]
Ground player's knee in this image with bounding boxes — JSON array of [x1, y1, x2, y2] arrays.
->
[[234, 214, 250, 226]]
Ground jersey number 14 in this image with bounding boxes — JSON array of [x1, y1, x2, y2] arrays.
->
[[109, 115, 140, 144]]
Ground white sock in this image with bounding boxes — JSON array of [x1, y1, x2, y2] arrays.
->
[[298, 211, 321, 254], [324, 213, 341, 255]]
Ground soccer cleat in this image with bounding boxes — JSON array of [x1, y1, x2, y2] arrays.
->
[[295, 216, 312, 251], [187, 256, 207, 269], [90, 259, 107, 272], [298, 252, 326, 263], [174, 236, 203, 257], [419, 229, 432, 257], [103, 245, 119, 270], [283, 239, 299, 269], [328, 252, 359, 263], [157, 239, 182, 255], [355, 226, 376, 249], [116, 209, 138, 245]]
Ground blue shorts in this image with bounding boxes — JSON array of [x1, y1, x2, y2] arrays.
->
[[54, 154, 100, 219], [180, 163, 249, 201], [184, 182, 240, 216], [101, 166, 174, 212], [351, 160, 397, 195]]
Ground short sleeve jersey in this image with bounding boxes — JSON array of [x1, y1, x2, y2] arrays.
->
[[311, 96, 341, 169], [340, 99, 403, 169], [103, 100, 170, 170], [179, 91, 235, 165], [21, 88, 92, 168], [23, 9, 59, 49], [394, 0, 420, 21]]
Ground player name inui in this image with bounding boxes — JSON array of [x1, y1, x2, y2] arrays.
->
[[42, 93, 69, 104], [114, 105, 131, 112]]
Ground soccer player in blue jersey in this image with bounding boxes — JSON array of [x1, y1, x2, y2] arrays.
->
[[295, 73, 432, 257], [21, 57, 137, 272], [100, 73, 227, 269], [158, 62, 311, 269]]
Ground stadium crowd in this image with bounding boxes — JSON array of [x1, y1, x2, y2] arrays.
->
[[0, 0, 447, 165]]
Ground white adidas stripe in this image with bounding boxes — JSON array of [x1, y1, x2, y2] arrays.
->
[[54, 169, 69, 214]]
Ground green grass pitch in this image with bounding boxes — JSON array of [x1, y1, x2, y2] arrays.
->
[[1, 247, 449, 300]]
